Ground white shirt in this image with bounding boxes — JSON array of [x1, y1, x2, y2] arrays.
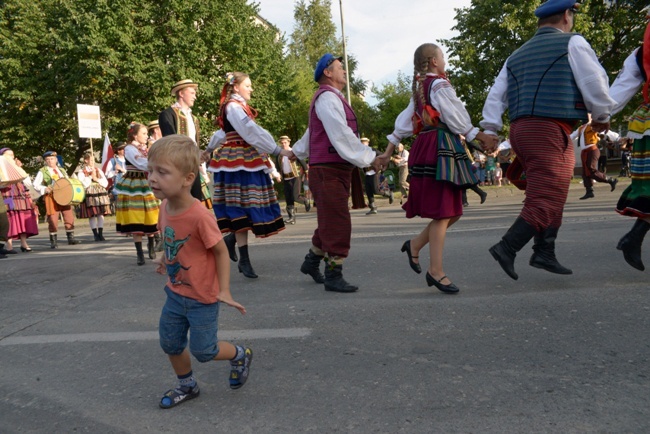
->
[[397, 149, 409, 167], [33, 166, 66, 196], [386, 75, 479, 146], [206, 95, 281, 157], [570, 125, 619, 151], [610, 48, 644, 116], [292, 86, 376, 168], [481, 32, 616, 134], [77, 166, 108, 189], [124, 144, 149, 171]]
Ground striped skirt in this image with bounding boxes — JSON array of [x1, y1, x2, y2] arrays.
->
[[78, 182, 112, 218], [403, 127, 475, 220], [616, 103, 650, 218], [114, 171, 159, 234]]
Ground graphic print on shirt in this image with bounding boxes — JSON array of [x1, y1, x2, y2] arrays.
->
[[163, 226, 191, 285]]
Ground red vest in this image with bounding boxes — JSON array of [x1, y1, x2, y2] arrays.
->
[[308, 86, 358, 165]]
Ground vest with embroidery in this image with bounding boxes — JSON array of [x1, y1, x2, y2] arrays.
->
[[308, 86, 358, 165], [171, 107, 200, 143], [507, 27, 587, 123], [39, 167, 67, 186]]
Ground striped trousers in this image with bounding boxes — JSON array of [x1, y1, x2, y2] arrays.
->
[[510, 118, 575, 231]]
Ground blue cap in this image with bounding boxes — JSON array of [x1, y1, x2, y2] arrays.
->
[[535, 0, 580, 19], [314, 53, 343, 82], [43, 151, 57, 158]]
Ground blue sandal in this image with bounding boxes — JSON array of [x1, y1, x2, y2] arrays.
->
[[230, 348, 253, 389], [159, 385, 200, 409]]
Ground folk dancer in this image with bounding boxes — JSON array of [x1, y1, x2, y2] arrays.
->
[[480, 0, 616, 280], [33, 151, 81, 248]]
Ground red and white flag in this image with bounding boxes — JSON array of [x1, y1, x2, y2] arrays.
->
[[101, 133, 113, 174]]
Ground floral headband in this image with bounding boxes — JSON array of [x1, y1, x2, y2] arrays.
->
[[225, 72, 236, 86]]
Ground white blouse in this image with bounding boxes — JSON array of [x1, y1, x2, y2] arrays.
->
[[387, 75, 479, 146]]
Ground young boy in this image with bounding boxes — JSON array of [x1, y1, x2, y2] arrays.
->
[[147, 135, 251, 409]]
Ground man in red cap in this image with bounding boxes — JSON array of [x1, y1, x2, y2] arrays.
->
[[480, 0, 616, 281]]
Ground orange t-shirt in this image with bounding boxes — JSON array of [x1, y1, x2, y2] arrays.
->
[[158, 199, 223, 304]]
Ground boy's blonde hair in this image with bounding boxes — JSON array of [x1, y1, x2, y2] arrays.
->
[[148, 135, 200, 176]]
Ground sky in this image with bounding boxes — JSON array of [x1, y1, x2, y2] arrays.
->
[[257, 0, 473, 105]]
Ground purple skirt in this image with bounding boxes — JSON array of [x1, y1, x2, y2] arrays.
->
[[402, 129, 463, 220]]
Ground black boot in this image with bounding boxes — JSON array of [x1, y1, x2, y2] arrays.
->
[[49, 234, 58, 249], [305, 199, 311, 212], [154, 233, 163, 251], [470, 184, 487, 204], [223, 233, 238, 262], [66, 231, 80, 245], [529, 227, 573, 275], [617, 219, 650, 271], [147, 236, 156, 259], [98, 227, 106, 241], [238, 245, 258, 278], [135, 241, 145, 265], [284, 206, 296, 224], [300, 250, 325, 283], [324, 260, 358, 293], [92, 228, 100, 242], [579, 187, 594, 200], [489, 217, 537, 280], [608, 177, 618, 192]]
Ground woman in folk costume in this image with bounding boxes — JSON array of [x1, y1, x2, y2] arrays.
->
[[114, 122, 160, 265], [205, 72, 292, 278], [609, 7, 650, 272], [0, 148, 38, 252], [77, 150, 112, 242], [383, 43, 494, 293]]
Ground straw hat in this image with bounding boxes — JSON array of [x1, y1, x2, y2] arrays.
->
[[170, 79, 198, 97]]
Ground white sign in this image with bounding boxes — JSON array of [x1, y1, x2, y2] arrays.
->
[[77, 104, 102, 139]]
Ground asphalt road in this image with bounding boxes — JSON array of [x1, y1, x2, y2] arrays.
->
[[1, 179, 648, 433]]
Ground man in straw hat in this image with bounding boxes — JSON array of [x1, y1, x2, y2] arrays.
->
[[291, 53, 384, 293], [275, 135, 307, 225], [33, 151, 81, 248], [480, 0, 616, 281], [159, 79, 212, 209], [147, 120, 163, 145]]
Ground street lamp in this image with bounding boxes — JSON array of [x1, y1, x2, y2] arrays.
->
[[338, 0, 352, 105]]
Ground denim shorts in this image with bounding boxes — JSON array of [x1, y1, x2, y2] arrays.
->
[[159, 286, 221, 363]]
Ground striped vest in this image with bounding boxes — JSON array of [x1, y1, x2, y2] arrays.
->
[[308, 86, 358, 165], [507, 27, 587, 123]]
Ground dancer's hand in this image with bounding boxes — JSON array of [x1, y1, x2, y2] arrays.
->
[[200, 149, 212, 164], [476, 132, 499, 152]]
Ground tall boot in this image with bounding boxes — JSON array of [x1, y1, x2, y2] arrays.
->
[[489, 217, 538, 280], [470, 184, 488, 204], [238, 245, 258, 278], [285, 206, 296, 225], [607, 177, 618, 192], [49, 234, 58, 249], [324, 260, 358, 293], [92, 228, 100, 242], [529, 227, 573, 275], [98, 227, 106, 241], [579, 187, 594, 200], [147, 236, 156, 259], [300, 250, 325, 283], [66, 231, 80, 245], [135, 241, 145, 266], [154, 233, 163, 251], [617, 219, 650, 271], [223, 233, 238, 262], [305, 199, 311, 212]]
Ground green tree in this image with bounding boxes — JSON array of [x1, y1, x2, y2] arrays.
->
[[0, 0, 292, 172], [442, 0, 647, 134]]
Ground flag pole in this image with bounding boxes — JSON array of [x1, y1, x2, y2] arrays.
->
[[338, 0, 352, 106]]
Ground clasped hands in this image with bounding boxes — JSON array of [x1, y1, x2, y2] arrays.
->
[[475, 131, 500, 153]]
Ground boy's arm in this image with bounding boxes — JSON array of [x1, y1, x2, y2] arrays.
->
[[212, 240, 246, 314]]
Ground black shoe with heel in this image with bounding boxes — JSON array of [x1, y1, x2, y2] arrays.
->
[[426, 272, 459, 294], [20, 247, 32, 253], [401, 240, 421, 274]]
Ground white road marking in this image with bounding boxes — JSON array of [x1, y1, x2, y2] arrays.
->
[[0, 328, 311, 346]]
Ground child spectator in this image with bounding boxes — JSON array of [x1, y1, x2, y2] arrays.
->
[[147, 135, 251, 409], [494, 162, 503, 187], [485, 151, 497, 185]]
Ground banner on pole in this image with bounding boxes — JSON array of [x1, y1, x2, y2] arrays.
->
[[77, 104, 102, 139]]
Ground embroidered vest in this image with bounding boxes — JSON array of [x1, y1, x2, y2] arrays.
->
[[308, 86, 358, 165], [39, 167, 67, 186], [172, 107, 200, 143], [507, 27, 587, 123]]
